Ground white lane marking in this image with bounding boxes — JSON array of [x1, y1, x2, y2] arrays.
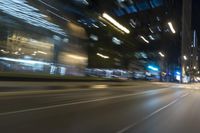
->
[[0, 85, 170, 97], [0, 90, 155, 116], [117, 93, 189, 133], [180, 93, 189, 98], [117, 100, 178, 133], [0, 87, 113, 97]]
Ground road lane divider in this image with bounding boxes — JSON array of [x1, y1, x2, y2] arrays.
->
[[0, 90, 162, 116], [180, 93, 189, 98], [117, 92, 190, 133]]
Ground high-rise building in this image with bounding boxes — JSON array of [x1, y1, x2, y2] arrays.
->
[[181, 0, 192, 82]]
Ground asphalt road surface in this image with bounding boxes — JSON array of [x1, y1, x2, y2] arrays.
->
[[0, 82, 198, 133]]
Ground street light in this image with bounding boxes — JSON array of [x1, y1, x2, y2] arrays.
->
[[102, 13, 130, 34], [183, 55, 188, 60], [148, 65, 159, 71], [140, 36, 149, 43], [168, 22, 176, 34], [158, 52, 165, 57], [97, 53, 109, 59]]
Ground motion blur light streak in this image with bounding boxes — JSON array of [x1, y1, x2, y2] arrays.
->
[[149, 28, 154, 33], [100, 21, 107, 26], [157, 26, 162, 32], [183, 55, 188, 60], [37, 0, 59, 11], [158, 52, 165, 57], [92, 23, 99, 28], [0, 57, 50, 65], [148, 65, 159, 71], [149, 35, 155, 40], [130, 22, 136, 28], [112, 37, 122, 45], [47, 10, 70, 22], [140, 36, 149, 43], [37, 51, 47, 55], [0, 49, 9, 54], [90, 34, 98, 41], [0, 0, 66, 36], [67, 54, 87, 60], [168, 22, 176, 34], [102, 13, 130, 34], [91, 85, 108, 89], [97, 53, 109, 59], [75, 0, 89, 5], [176, 71, 181, 75]]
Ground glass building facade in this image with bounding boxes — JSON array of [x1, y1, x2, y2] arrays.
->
[[0, 0, 88, 76]]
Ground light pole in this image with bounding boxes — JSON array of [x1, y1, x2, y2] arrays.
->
[[158, 52, 165, 82]]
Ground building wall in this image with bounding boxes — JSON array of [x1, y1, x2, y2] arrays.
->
[[181, 0, 192, 79], [0, 0, 88, 76]]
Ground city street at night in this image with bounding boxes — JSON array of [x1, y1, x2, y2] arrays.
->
[[1, 0, 200, 132], [0, 82, 199, 133]]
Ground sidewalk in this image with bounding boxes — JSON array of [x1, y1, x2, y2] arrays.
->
[[0, 81, 177, 93]]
